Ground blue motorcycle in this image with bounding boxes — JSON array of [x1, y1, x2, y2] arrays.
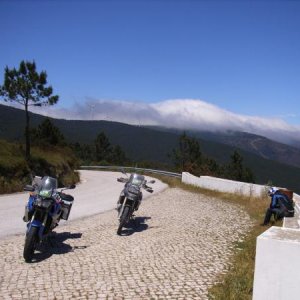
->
[[23, 176, 75, 262]]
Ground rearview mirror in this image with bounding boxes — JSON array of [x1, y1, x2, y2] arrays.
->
[[61, 184, 76, 192], [117, 177, 127, 183], [24, 185, 35, 192]]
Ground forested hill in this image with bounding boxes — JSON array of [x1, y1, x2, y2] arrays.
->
[[0, 104, 178, 163], [1, 103, 300, 192], [145, 126, 300, 169]]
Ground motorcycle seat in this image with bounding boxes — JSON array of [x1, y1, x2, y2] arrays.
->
[[59, 193, 74, 202]]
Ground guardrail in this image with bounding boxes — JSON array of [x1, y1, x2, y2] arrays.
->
[[80, 165, 182, 178]]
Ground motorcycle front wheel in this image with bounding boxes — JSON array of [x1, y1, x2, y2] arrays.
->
[[117, 206, 130, 235], [23, 226, 38, 262]]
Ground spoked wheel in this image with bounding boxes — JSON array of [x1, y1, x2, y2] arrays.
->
[[23, 226, 38, 262], [117, 206, 130, 235]]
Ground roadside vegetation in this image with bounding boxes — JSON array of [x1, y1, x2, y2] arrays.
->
[[0, 117, 129, 194], [154, 175, 274, 300], [0, 108, 80, 194], [0, 139, 79, 194]]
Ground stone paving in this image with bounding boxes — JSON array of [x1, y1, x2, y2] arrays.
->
[[0, 188, 253, 299]]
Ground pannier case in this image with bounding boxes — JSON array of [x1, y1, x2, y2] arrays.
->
[[61, 200, 73, 220]]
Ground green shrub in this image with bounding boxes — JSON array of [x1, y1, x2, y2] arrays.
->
[[0, 139, 80, 193]]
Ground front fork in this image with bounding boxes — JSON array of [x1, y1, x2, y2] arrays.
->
[[27, 211, 48, 241], [118, 198, 127, 220]]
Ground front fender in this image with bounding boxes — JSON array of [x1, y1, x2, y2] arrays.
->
[[30, 219, 42, 227], [27, 220, 45, 240]]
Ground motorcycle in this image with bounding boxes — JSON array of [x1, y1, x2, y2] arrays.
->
[[22, 176, 76, 262], [116, 171, 155, 235]]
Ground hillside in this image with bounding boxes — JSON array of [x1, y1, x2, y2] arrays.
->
[[1, 103, 300, 192], [146, 126, 300, 169], [0, 139, 79, 193], [192, 130, 300, 168], [0, 104, 178, 163]]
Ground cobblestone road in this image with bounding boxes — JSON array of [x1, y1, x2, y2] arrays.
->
[[0, 188, 252, 300]]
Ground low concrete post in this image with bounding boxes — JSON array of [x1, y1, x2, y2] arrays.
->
[[253, 226, 300, 300]]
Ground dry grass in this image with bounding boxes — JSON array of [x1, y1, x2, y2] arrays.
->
[[153, 175, 277, 300], [0, 140, 80, 193]]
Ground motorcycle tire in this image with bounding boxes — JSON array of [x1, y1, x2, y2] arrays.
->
[[117, 206, 130, 235], [23, 226, 38, 262]]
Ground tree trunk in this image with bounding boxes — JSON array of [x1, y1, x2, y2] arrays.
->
[[25, 102, 30, 160]]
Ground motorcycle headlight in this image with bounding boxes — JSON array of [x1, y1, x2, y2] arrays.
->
[[128, 186, 139, 195], [41, 199, 53, 208], [34, 196, 43, 207], [34, 196, 52, 208], [39, 190, 52, 198]]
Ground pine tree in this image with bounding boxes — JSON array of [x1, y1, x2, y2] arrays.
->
[[110, 145, 127, 165], [226, 150, 255, 183], [94, 132, 112, 162], [0, 60, 59, 160], [31, 118, 65, 146], [172, 132, 202, 173]]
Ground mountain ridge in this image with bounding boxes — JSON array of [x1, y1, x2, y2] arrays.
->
[[145, 125, 300, 169], [1, 103, 300, 192]]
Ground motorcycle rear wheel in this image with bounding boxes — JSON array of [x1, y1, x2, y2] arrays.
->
[[23, 226, 38, 262], [117, 206, 130, 235]]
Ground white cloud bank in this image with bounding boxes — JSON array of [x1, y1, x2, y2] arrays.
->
[[30, 98, 300, 146]]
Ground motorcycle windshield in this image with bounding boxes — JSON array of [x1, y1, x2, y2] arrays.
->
[[129, 174, 145, 187], [38, 176, 58, 198]]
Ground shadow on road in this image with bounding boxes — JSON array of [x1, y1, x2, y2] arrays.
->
[[30, 232, 86, 263], [120, 216, 151, 236]]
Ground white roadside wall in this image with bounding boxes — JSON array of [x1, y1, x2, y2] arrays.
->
[[253, 227, 300, 300], [181, 172, 300, 300], [182, 172, 267, 197]]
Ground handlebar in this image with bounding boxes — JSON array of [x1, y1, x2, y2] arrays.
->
[[144, 185, 153, 193], [24, 185, 35, 192], [60, 184, 76, 192], [117, 177, 128, 183], [24, 184, 76, 192]]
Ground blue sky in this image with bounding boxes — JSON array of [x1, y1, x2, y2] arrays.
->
[[0, 0, 300, 138]]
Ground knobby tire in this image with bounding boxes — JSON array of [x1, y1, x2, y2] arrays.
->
[[117, 206, 130, 235], [23, 226, 38, 262]]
